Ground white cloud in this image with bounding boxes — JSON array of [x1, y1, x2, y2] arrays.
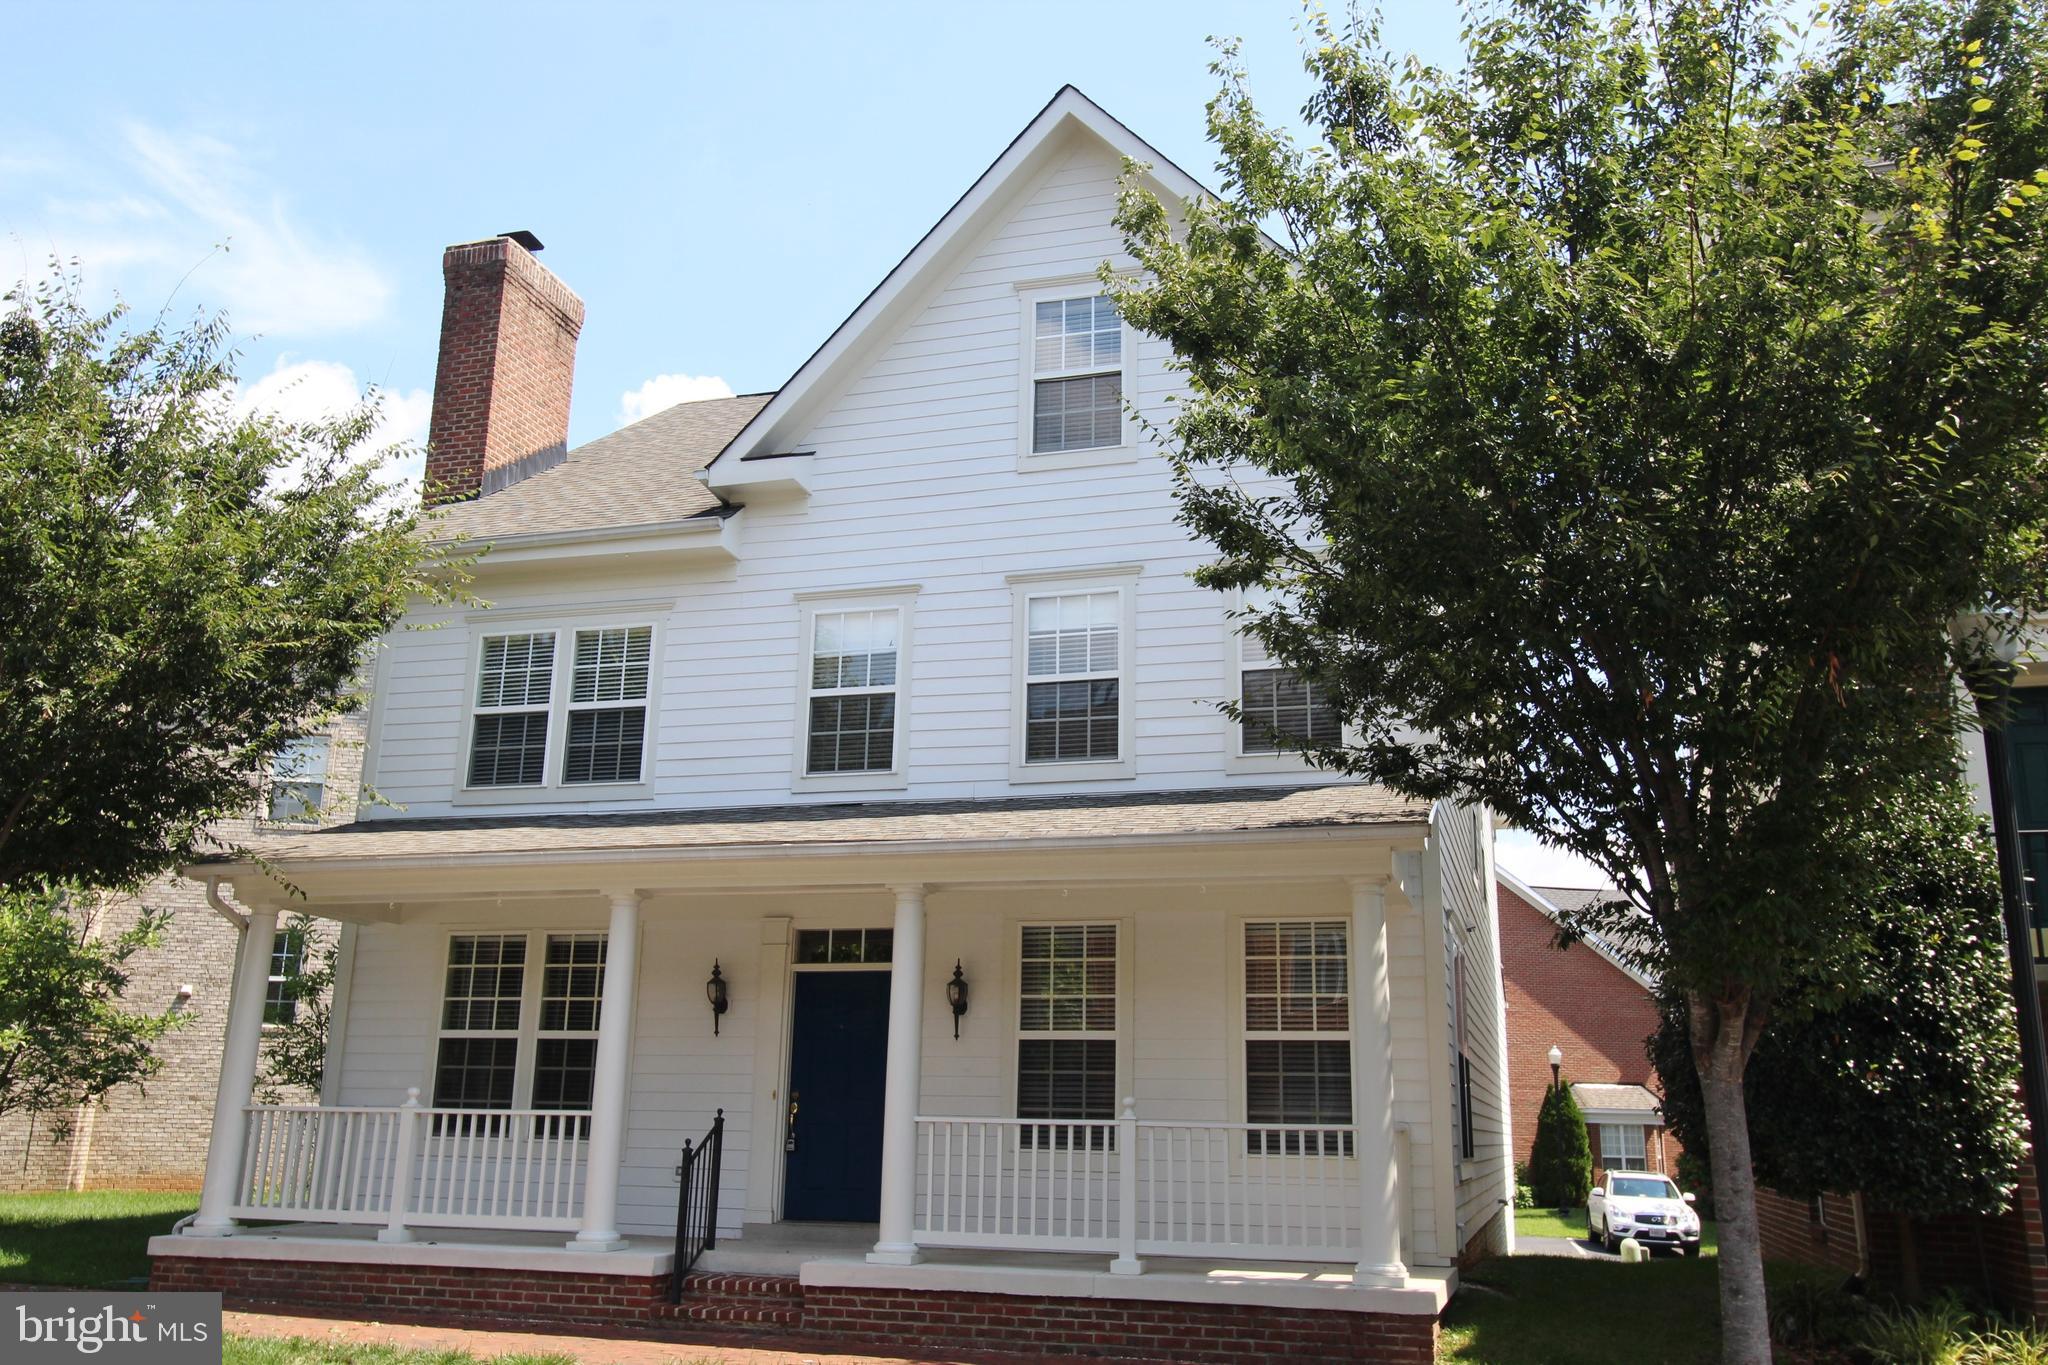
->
[[2, 124, 392, 337], [617, 372, 734, 426], [235, 357, 431, 500], [1494, 828, 1611, 891]]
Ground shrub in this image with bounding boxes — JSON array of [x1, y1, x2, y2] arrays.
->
[[1528, 1081, 1592, 1211]]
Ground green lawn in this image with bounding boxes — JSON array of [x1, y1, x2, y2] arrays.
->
[[0, 1190, 198, 1286], [1513, 1205, 1720, 1255], [1441, 1254, 1837, 1364]]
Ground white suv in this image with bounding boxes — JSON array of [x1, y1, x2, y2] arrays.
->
[[1588, 1171, 1703, 1256]]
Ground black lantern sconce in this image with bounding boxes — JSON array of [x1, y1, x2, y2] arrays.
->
[[707, 960, 729, 1036], [946, 960, 970, 1039]]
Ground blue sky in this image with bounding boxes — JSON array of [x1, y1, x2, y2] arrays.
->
[[2, 1, 1603, 886]]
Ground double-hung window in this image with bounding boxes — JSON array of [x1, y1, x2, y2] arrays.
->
[[1600, 1123, 1647, 1171], [267, 737, 330, 823], [1029, 295, 1124, 454], [264, 927, 306, 1025], [565, 627, 651, 784], [469, 634, 555, 787], [432, 931, 606, 1133], [1023, 591, 1121, 765], [1244, 920, 1354, 1155], [1235, 588, 1341, 759], [462, 619, 660, 797], [805, 609, 900, 775], [1453, 950, 1476, 1160], [1016, 923, 1118, 1148], [433, 933, 527, 1122]]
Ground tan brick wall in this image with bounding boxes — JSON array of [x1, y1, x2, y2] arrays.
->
[[0, 712, 365, 1192]]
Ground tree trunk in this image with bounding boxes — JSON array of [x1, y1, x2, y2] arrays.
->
[[1693, 989, 1772, 1365]]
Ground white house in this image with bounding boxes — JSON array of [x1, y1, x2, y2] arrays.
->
[[151, 88, 1510, 1362]]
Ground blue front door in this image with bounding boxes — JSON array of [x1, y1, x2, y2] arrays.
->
[[783, 971, 891, 1222]]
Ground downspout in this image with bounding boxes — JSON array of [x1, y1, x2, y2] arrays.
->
[[206, 876, 249, 932]]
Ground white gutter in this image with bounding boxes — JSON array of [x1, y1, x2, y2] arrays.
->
[[427, 514, 728, 554], [183, 816, 1433, 880], [204, 875, 248, 933]]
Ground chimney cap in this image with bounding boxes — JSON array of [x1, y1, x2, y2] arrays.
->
[[500, 229, 545, 252]]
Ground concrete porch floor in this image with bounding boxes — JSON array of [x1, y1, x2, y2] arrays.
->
[[150, 1221, 1455, 1316]]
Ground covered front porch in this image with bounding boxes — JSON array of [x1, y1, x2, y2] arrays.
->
[[155, 786, 1463, 1339]]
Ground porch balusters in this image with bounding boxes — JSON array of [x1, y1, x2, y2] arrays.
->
[[869, 883, 927, 1266], [571, 889, 642, 1251], [189, 896, 280, 1237], [1350, 877, 1409, 1287]]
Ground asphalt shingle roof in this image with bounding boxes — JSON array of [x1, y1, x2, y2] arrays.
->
[[217, 783, 1427, 866], [1570, 1082, 1663, 1114], [428, 392, 772, 542]]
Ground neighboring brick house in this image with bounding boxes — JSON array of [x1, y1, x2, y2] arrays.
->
[[1757, 677, 2048, 1319], [1498, 869, 1679, 1177], [0, 713, 364, 1192]]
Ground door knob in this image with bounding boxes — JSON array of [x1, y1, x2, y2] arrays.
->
[[786, 1093, 799, 1153]]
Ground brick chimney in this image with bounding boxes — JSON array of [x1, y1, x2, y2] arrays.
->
[[424, 232, 586, 504]]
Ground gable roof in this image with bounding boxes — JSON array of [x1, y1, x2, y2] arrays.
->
[[706, 85, 1222, 474], [1498, 867, 1659, 990], [1570, 1082, 1663, 1118], [429, 391, 771, 543]]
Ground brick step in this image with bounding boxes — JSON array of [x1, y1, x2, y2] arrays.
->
[[651, 1272, 805, 1331]]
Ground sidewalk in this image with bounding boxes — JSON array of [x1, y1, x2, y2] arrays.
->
[[225, 1309, 1067, 1365]]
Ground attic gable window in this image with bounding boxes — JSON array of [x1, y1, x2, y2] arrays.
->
[[1030, 295, 1124, 454]]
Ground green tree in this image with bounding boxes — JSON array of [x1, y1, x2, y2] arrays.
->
[[1110, 3, 2048, 1358], [1650, 772, 2025, 1218], [0, 887, 184, 1132], [0, 280, 464, 892], [255, 914, 337, 1106], [1529, 1080, 1594, 1213]]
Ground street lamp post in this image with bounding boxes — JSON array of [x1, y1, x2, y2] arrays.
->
[[1548, 1044, 1563, 1090]]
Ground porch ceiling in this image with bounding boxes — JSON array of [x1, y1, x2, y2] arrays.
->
[[191, 783, 1428, 915]]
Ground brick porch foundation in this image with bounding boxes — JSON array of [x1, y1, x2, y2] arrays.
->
[[150, 1255, 1438, 1364]]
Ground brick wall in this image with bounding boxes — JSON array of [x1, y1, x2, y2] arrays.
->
[[0, 714, 364, 1192], [150, 1255, 1439, 1365], [425, 235, 585, 504], [1756, 1188, 1864, 1277], [1500, 881, 1679, 1173]]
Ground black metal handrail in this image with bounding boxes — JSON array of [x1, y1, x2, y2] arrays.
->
[[667, 1108, 725, 1302]]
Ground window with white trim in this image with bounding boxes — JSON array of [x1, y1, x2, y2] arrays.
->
[[805, 609, 900, 775], [1017, 924, 1118, 1147], [1236, 588, 1340, 756], [1600, 1123, 1647, 1171], [1030, 295, 1123, 454], [532, 933, 606, 1133], [264, 927, 306, 1025], [469, 634, 555, 787], [267, 737, 330, 823], [564, 627, 651, 784], [1023, 591, 1121, 764], [434, 933, 527, 1114], [1244, 920, 1353, 1155]]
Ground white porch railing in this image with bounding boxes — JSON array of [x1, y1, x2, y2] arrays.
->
[[231, 1089, 589, 1233], [912, 1102, 1366, 1264]]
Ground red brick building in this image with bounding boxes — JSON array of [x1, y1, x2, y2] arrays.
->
[[1498, 871, 1678, 1177]]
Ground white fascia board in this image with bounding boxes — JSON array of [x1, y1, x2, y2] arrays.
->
[[453, 514, 738, 569], [1496, 865, 1658, 991], [704, 452, 814, 500], [706, 86, 1220, 472]]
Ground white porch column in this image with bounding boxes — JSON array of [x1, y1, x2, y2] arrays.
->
[[571, 890, 641, 1251], [1350, 878, 1409, 1287], [188, 899, 280, 1236], [869, 883, 927, 1266]]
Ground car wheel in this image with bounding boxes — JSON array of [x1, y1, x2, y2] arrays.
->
[[1683, 1244, 1701, 1259], [1602, 1221, 1619, 1254]]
